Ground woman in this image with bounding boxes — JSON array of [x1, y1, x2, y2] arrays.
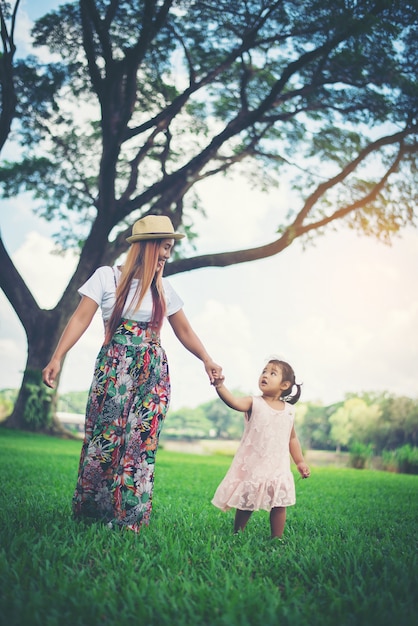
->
[[43, 215, 222, 533]]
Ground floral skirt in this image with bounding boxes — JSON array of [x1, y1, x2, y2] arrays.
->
[[72, 319, 170, 532]]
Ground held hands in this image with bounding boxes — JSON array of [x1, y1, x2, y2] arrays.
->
[[212, 375, 225, 388], [297, 462, 311, 479], [204, 359, 223, 385]]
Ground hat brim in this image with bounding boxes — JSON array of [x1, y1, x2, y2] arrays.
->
[[126, 232, 185, 243]]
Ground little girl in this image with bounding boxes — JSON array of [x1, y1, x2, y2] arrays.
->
[[211, 358, 310, 538]]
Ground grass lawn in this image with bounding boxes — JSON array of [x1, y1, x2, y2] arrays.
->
[[0, 428, 417, 626]]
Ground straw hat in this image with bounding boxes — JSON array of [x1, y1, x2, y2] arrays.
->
[[126, 215, 185, 243]]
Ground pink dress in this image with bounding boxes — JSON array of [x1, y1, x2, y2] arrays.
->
[[211, 396, 296, 512]]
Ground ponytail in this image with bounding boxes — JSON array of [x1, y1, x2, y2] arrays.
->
[[282, 382, 302, 405], [267, 358, 302, 405]]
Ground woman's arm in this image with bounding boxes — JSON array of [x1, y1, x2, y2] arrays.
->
[[168, 308, 222, 384], [42, 296, 99, 388]]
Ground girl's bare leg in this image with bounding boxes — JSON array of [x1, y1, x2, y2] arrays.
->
[[234, 509, 253, 533], [270, 506, 286, 538]]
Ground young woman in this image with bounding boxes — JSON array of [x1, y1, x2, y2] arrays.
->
[[43, 215, 222, 533], [211, 358, 310, 538]]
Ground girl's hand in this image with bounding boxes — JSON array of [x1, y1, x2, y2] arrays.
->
[[212, 375, 225, 388], [297, 462, 310, 479]]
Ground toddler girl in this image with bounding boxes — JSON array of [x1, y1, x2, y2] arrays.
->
[[211, 358, 310, 538]]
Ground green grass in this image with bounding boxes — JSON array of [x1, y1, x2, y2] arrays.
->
[[0, 428, 417, 626]]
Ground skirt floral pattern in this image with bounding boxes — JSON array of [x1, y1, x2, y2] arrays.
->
[[72, 319, 170, 533]]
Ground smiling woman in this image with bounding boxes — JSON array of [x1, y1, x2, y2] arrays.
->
[[41, 215, 223, 533]]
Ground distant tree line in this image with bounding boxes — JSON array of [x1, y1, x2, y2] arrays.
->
[[1, 388, 417, 456], [301, 392, 418, 454], [165, 390, 418, 455]]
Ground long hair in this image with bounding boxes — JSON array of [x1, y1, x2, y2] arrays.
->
[[268, 359, 302, 405], [104, 240, 167, 343]]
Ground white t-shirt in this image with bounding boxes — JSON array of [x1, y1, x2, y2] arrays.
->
[[78, 265, 184, 323]]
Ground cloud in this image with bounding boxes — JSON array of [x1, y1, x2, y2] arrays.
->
[[14, 6, 34, 57], [163, 225, 418, 408], [13, 231, 78, 308], [161, 298, 257, 408], [0, 288, 27, 388], [15, 2, 61, 62], [188, 175, 289, 253], [0, 337, 26, 388]]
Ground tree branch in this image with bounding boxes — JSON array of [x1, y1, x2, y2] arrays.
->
[[165, 131, 415, 276], [0, 0, 20, 152], [79, 0, 106, 97], [123, 1, 281, 142], [293, 126, 418, 229], [120, 7, 387, 218], [295, 144, 407, 236], [0, 233, 41, 335]]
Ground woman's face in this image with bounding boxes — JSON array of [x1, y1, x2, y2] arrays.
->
[[156, 238, 174, 272]]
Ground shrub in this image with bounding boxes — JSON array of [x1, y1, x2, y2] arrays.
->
[[383, 445, 418, 475], [348, 442, 374, 469]]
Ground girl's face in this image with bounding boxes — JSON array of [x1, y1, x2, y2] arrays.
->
[[258, 362, 290, 397], [156, 238, 174, 272]]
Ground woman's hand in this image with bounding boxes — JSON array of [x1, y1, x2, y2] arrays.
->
[[41, 296, 98, 388], [204, 359, 223, 385], [42, 358, 62, 388]]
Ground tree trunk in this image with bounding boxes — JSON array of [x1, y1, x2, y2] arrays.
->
[[6, 365, 56, 431], [0, 219, 109, 436], [4, 308, 73, 436]]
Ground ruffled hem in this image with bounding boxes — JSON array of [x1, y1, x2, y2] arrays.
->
[[211, 477, 295, 512]]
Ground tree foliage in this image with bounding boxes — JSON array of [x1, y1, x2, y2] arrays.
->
[[307, 392, 418, 453], [163, 390, 418, 454], [329, 397, 381, 450], [0, 0, 418, 429]]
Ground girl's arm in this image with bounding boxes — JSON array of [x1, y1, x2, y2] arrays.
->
[[42, 296, 99, 388], [168, 308, 222, 384], [289, 425, 310, 478], [214, 381, 253, 413]]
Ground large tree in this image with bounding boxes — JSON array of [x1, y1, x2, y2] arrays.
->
[[0, 0, 417, 431], [0, 0, 19, 152]]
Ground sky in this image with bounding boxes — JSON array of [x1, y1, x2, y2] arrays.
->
[[0, 1, 417, 411]]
